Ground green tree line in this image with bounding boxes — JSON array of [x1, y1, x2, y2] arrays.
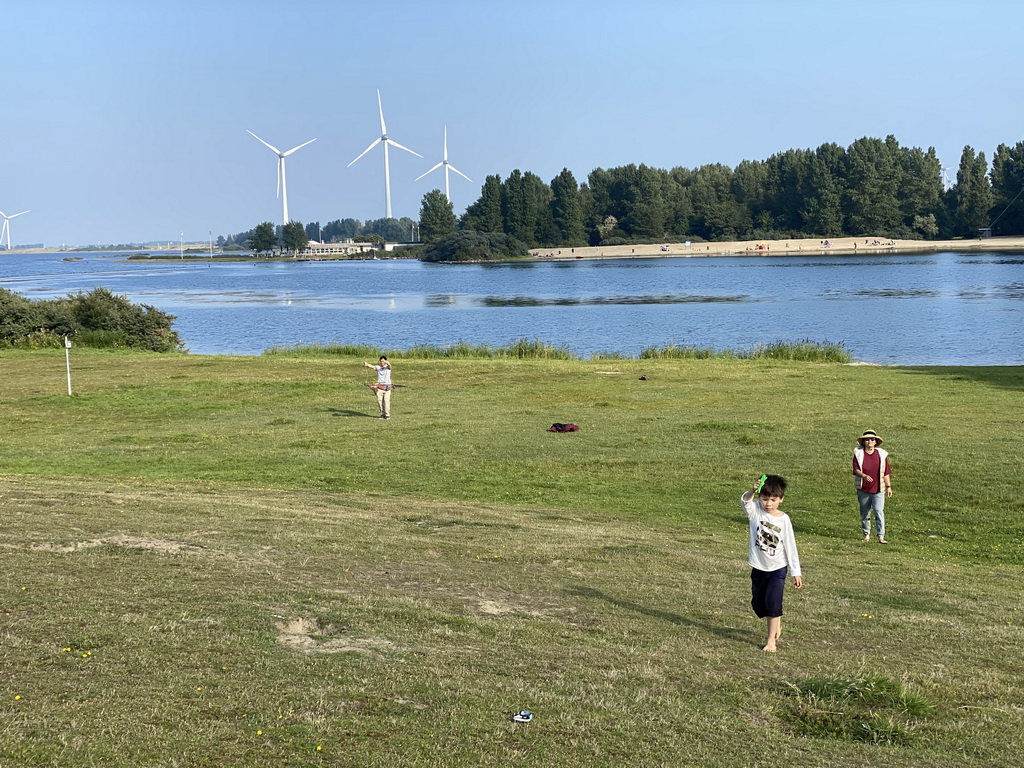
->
[[219, 217, 417, 249], [449, 136, 1024, 248]]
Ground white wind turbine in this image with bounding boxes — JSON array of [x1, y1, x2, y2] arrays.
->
[[246, 131, 316, 225], [0, 209, 30, 250], [941, 165, 954, 191], [415, 125, 472, 202], [347, 90, 422, 219]]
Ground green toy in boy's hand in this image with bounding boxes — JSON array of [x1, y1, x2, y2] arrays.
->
[[755, 475, 768, 493]]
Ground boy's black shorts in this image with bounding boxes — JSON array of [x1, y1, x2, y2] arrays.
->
[[750, 566, 788, 618]]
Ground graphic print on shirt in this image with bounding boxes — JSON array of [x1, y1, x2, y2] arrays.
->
[[756, 517, 782, 557]]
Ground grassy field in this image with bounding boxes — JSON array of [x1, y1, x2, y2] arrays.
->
[[1, 349, 1022, 766]]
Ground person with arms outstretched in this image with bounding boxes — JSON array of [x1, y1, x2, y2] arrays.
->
[[364, 356, 393, 419]]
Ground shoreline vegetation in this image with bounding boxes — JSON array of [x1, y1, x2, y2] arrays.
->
[[264, 339, 855, 363], [1, 350, 1022, 765], [6, 234, 1024, 263]]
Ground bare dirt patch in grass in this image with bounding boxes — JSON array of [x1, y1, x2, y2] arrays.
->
[[27, 534, 208, 554], [275, 616, 395, 654]]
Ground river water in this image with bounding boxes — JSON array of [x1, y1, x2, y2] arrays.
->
[[1, 250, 1021, 364]]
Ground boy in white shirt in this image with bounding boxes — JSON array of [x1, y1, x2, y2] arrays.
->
[[363, 356, 393, 419], [741, 475, 803, 652]]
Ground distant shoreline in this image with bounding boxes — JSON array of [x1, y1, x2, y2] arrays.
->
[[528, 235, 1024, 261], [6, 235, 1024, 263]]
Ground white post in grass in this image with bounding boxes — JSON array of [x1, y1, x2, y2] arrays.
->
[[64, 335, 73, 395]]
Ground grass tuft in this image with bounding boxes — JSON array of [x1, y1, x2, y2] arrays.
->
[[785, 675, 936, 745], [743, 340, 853, 362]]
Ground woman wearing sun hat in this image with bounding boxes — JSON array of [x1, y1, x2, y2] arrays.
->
[[853, 430, 892, 543]]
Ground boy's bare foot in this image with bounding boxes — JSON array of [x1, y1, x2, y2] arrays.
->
[[762, 642, 777, 652], [878, 537, 888, 544], [862, 535, 870, 542]]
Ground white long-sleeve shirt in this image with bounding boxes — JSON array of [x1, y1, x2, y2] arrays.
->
[[741, 495, 802, 577], [374, 364, 392, 387]]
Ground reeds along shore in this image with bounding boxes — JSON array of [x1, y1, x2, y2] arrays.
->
[[530, 235, 1024, 261]]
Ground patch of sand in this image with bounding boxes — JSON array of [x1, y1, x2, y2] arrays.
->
[[530, 235, 1024, 261]]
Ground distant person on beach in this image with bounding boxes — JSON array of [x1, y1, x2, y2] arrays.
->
[[853, 429, 892, 543], [741, 474, 803, 652], [363, 356, 393, 419]]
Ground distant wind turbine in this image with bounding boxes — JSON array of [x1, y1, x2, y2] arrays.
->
[[0, 209, 29, 250], [246, 131, 316, 225], [416, 126, 472, 203], [941, 165, 954, 191], [347, 90, 422, 219]]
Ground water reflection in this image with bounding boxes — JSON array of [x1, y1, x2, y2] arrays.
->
[[822, 288, 942, 299], [960, 258, 1024, 266], [767, 260, 938, 268], [821, 284, 1024, 301], [991, 282, 1024, 300], [426, 294, 460, 307], [478, 293, 753, 307]]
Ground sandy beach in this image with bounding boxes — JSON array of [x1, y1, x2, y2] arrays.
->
[[529, 235, 1024, 261]]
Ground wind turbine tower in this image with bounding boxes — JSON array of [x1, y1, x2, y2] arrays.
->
[[0, 209, 30, 250], [348, 90, 422, 219], [941, 165, 954, 191], [246, 131, 316, 225], [416, 126, 472, 203]]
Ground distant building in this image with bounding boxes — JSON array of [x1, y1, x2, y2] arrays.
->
[[299, 240, 417, 256], [299, 240, 377, 257]]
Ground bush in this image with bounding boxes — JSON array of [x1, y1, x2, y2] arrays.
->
[[420, 231, 529, 262], [0, 287, 184, 352]]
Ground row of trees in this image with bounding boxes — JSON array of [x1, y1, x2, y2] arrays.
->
[[422, 137, 1023, 248], [219, 217, 418, 250], [242, 221, 311, 254]]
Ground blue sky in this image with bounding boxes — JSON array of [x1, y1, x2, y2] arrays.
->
[[2, 0, 1022, 246]]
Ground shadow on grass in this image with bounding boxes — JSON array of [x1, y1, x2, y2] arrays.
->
[[895, 366, 1024, 392], [568, 586, 759, 646], [326, 408, 377, 418]]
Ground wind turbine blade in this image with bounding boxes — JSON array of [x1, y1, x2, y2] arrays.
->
[[448, 165, 473, 182], [277, 157, 282, 198], [348, 138, 382, 167], [386, 139, 423, 158], [377, 89, 387, 135], [247, 130, 282, 155], [415, 162, 444, 181], [282, 138, 317, 156], [10, 210, 30, 217]]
